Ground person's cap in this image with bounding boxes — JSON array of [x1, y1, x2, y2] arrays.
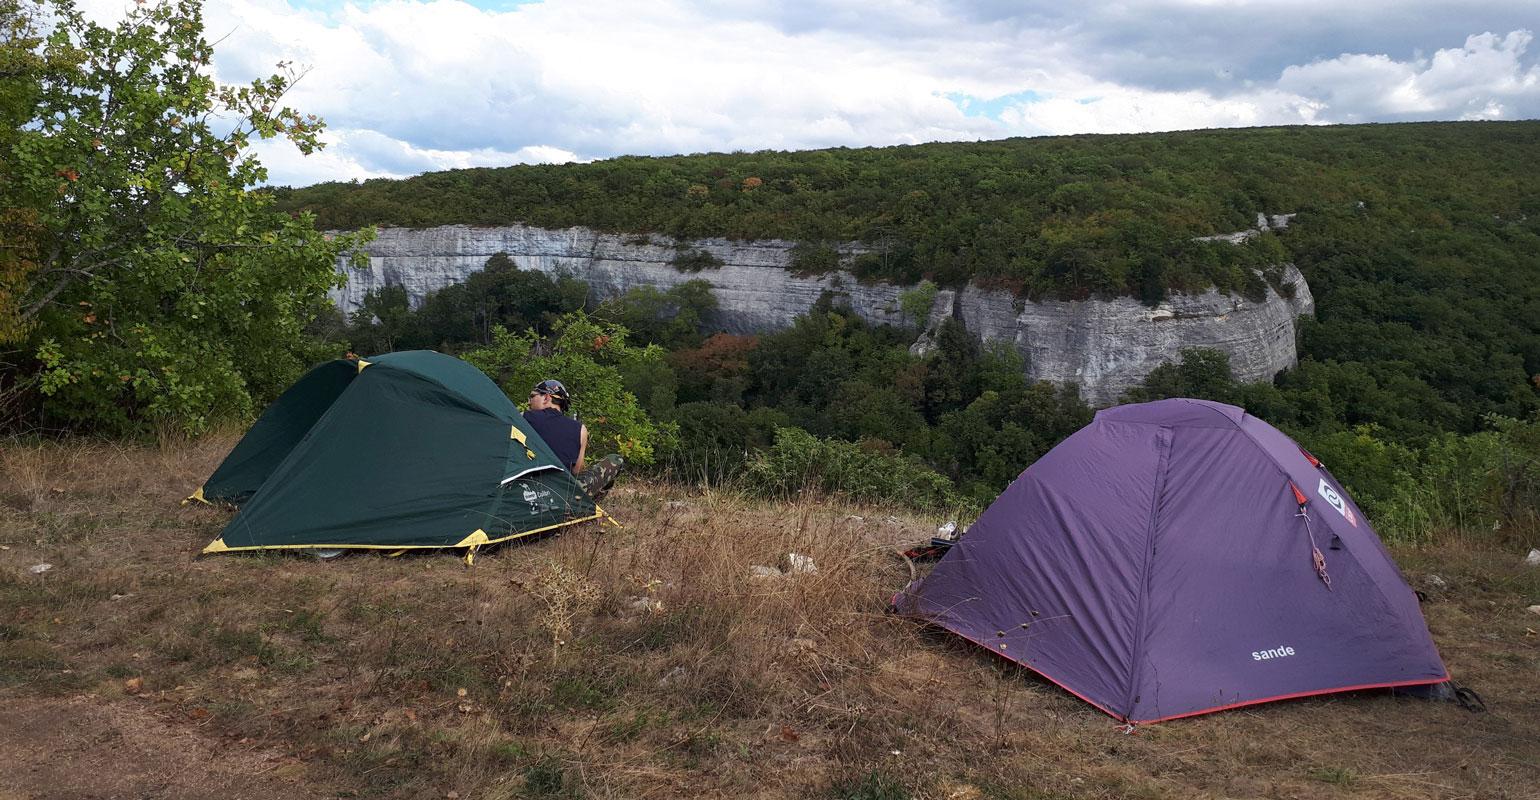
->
[[532, 379, 571, 407]]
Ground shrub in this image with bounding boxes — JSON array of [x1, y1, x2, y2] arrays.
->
[[661, 402, 787, 485], [898, 280, 939, 329], [670, 247, 723, 272], [462, 312, 677, 466], [745, 427, 965, 511], [1302, 416, 1540, 546], [790, 241, 842, 275]]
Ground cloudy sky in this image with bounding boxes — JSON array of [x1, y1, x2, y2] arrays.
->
[[83, 0, 1540, 186]]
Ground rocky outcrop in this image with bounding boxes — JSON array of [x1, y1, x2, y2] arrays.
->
[[331, 224, 1313, 406], [912, 272, 1312, 404]]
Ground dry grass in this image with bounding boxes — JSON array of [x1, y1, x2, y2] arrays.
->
[[1, 436, 1538, 800]]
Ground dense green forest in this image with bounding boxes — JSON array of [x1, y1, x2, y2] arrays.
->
[[303, 122, 1540, 544], [286, 122, 1540, 429], [275, 123, 1539, 305]]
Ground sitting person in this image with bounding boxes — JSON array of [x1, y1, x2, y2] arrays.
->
[[522, 379, 623, 499]]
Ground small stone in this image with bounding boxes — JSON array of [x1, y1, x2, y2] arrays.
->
[[1525, 549, 1540, 567], [657, 666, 688, 687], [626, 596, 663, 614], [1526, 605, 1540, 616], [28, 563, 52, 575], [1426, 574, 1447, 588], [782, 553, 817, 575]]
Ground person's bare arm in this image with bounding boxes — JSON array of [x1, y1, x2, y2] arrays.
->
[[575, 425, 589, 473]]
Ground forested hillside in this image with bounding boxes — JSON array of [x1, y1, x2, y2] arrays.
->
[[283, 122, 1540, 426], [276, 122, 1538, 301], [299, 123, 1539, 543]]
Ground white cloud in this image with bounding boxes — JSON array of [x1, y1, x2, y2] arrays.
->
[[62, 1, 1540, 184], [1278, 30, 1540, 121], [1006, 29, 1539, 136]]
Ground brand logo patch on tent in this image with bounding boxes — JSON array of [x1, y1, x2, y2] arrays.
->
[[1317, 478, 1358, 527], [1251, 645, 1297, 661], [522, 486, 556, 514]]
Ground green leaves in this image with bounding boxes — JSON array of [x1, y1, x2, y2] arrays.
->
[[463, 312, 677, 466], [2, 0, 371, 433]]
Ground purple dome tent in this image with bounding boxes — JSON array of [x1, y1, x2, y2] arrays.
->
[[897, 398, 1449, 724]]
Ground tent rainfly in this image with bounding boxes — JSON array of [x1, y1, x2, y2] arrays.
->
[[191, 351, 606, 557], [896, 398, 1450, 724]]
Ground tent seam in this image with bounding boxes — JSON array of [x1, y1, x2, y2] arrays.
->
[[1122, 424, 1171, 719]]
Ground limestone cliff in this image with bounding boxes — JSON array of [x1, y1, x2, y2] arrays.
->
[[331, 223, 1313, 406]]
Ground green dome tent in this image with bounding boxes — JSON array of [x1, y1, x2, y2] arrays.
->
[[190, 351, 609, 558]]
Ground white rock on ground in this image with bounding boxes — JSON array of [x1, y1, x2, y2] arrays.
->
[[1525, 549, 1540, 567], [782, 553, 818, 575]]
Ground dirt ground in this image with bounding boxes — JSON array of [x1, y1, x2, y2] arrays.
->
[[2, 438, 1538, 799]]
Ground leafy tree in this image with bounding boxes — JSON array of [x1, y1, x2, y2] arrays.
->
[[595, 280, 716, 349], [2, 0, 369, 432], [898, 280, 938, 329], [1122, 348, 1239, 405], [348, 286, 413, 354], [462, 312, 675, 465], [661, 401, 786, 485], [936, 382, 1093, 499], [920, 319, 981, 422], [407, 253, 587, 347], [669, 246, 723, 272], [745, 426, 964, 511], [670, 332, 758, 404]]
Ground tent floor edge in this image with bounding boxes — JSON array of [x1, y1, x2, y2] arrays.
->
[[196, 512, 608, 557]]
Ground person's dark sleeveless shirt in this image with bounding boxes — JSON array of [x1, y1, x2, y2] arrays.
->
[[523, 408, 583, 471]]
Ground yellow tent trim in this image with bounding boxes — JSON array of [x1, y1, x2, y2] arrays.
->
[[182, 487, 210, 506], [356, 359, 371, 373], [595, 504, 623, 528], [510, 427, 535, 459], [197, 512, 605, 556], [456, 528, 490, 548]]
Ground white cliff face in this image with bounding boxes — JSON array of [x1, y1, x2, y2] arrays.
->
[[332, 224, 1313, 406], [937, 269, 1313, 404], [332, 225, 903, 334]]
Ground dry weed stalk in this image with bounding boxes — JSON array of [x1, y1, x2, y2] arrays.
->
[[523, 557, 601, 663]]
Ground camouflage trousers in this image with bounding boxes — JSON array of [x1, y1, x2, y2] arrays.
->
[[576, 453, 624, 500]]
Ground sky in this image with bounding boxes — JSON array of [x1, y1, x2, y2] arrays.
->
[[81, 0, 1540, 187]]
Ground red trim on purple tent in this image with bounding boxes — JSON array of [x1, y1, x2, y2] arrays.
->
[[924, 616, 1448, 725], [1130, 672, 1451, 724], [928, 621, 1128, 721]]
